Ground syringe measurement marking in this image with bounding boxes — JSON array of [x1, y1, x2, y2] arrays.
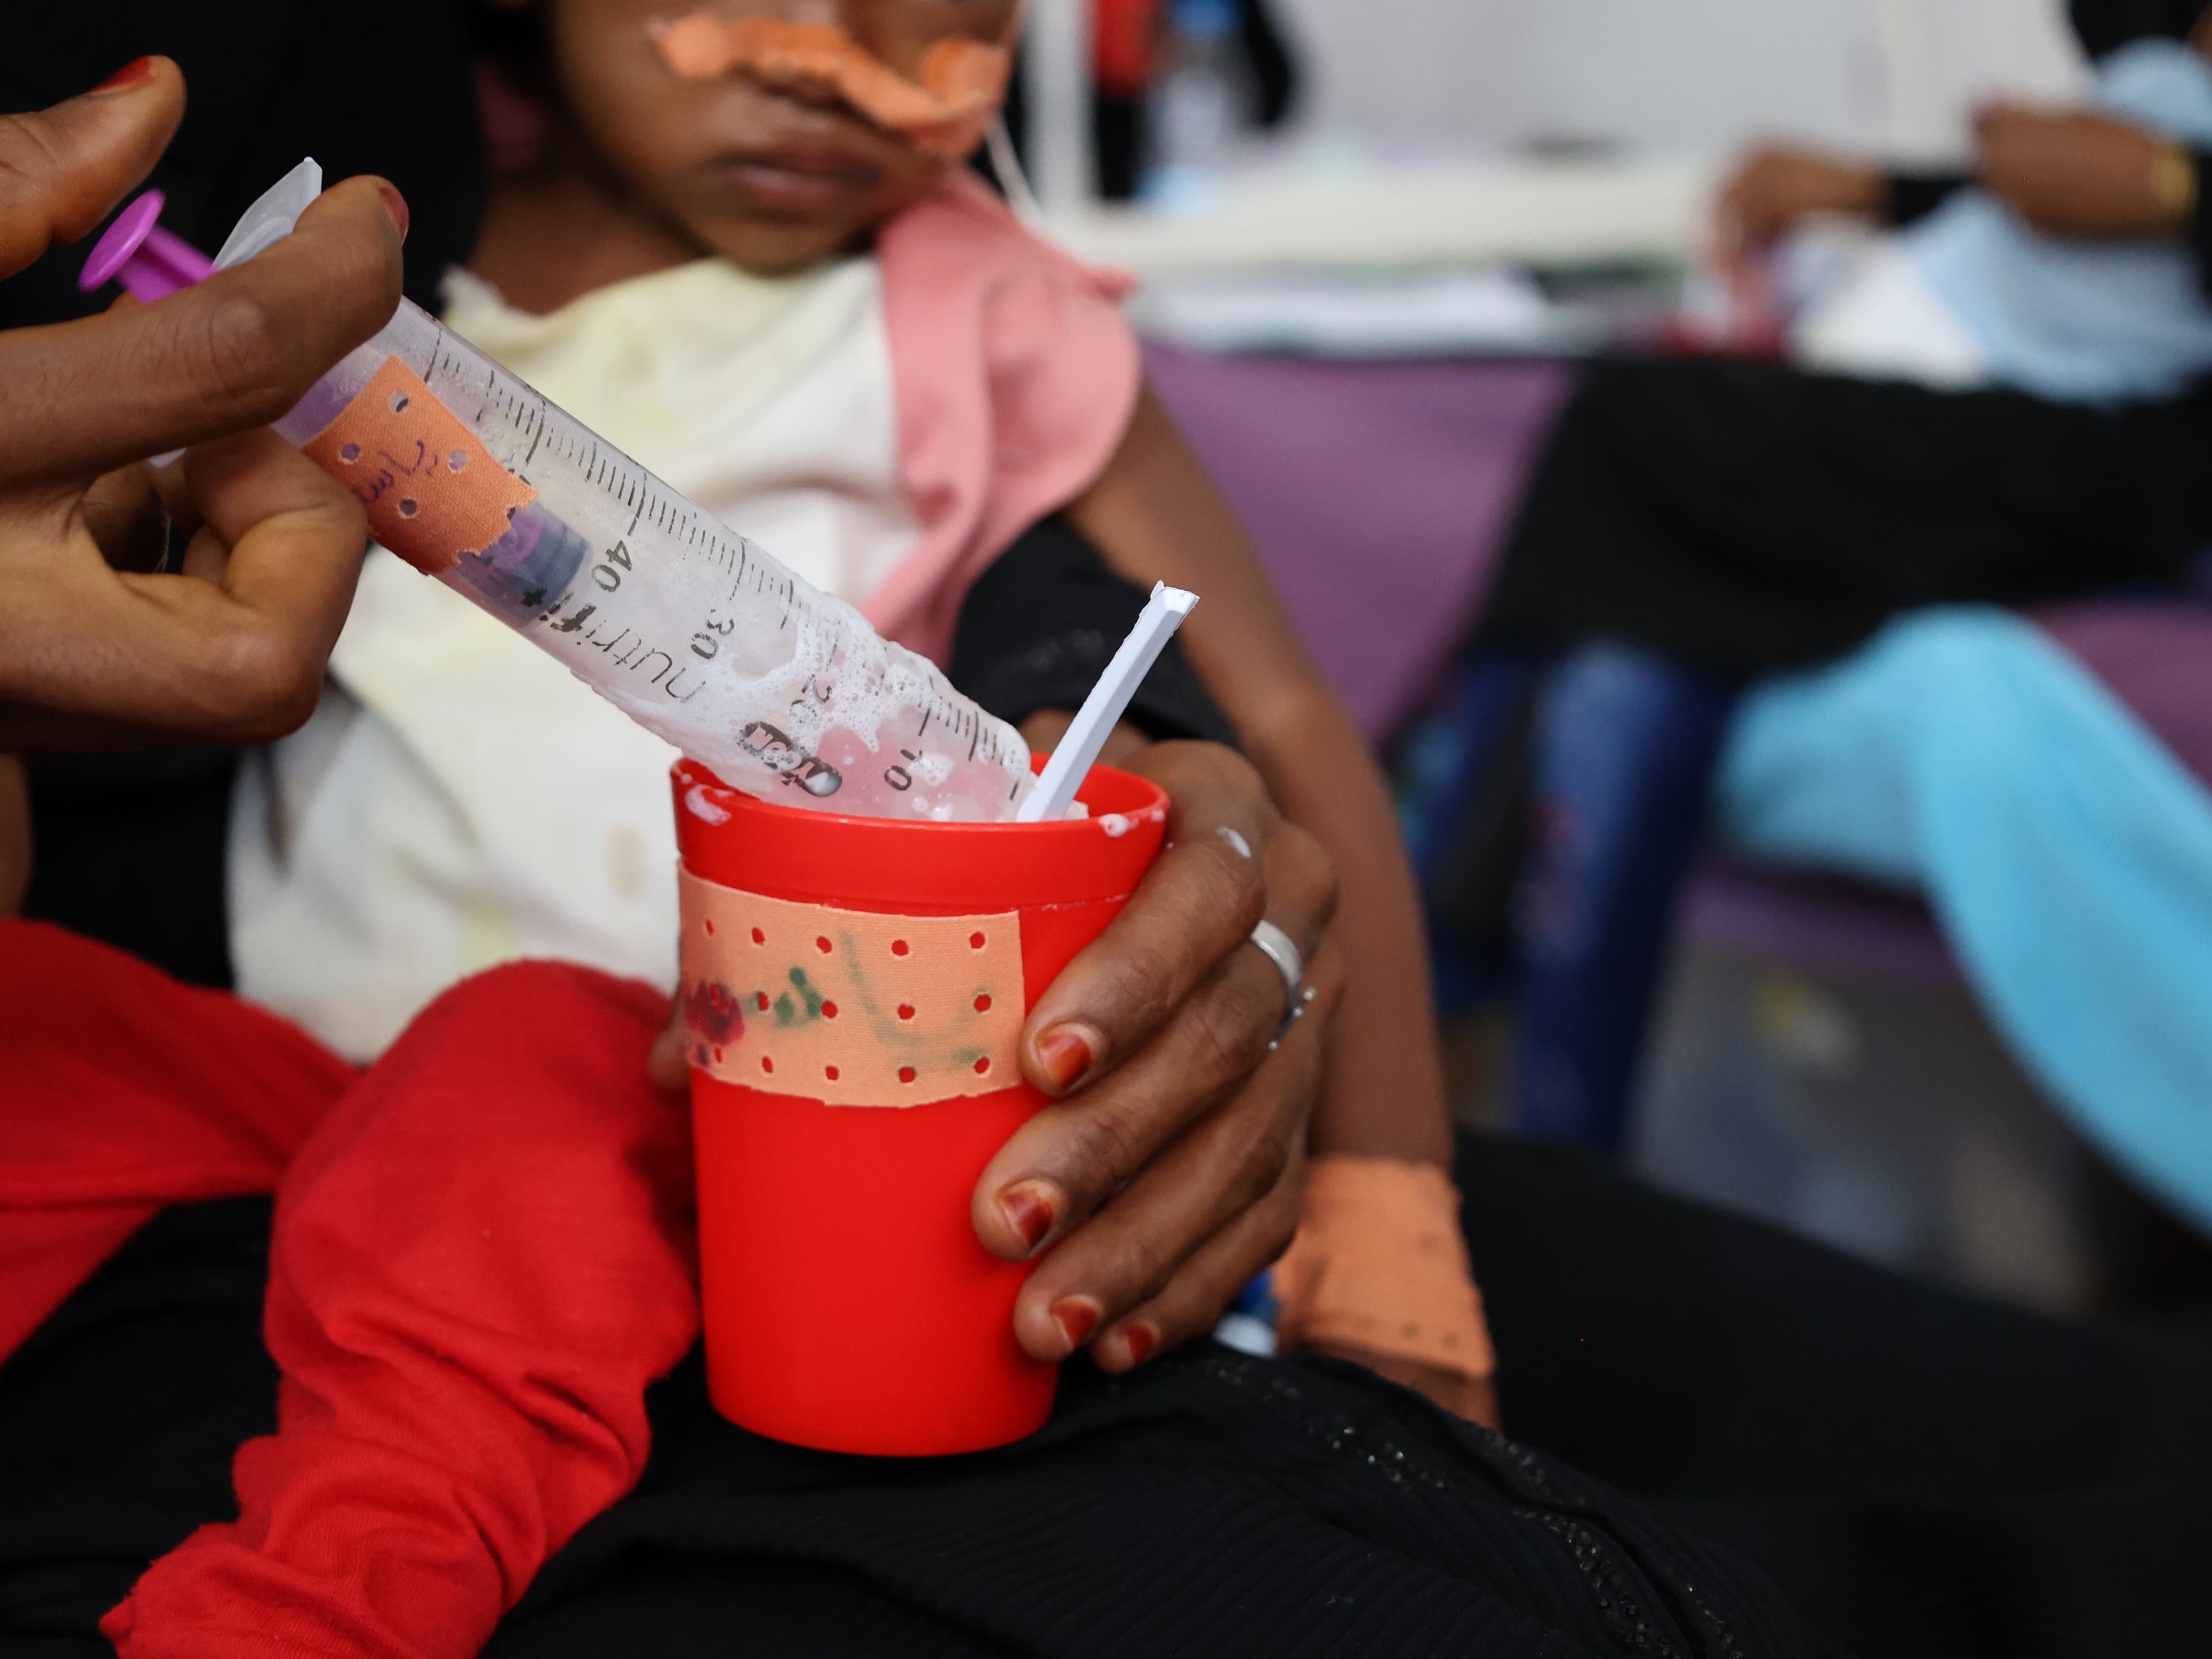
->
[[438, 380, 1032, 769]]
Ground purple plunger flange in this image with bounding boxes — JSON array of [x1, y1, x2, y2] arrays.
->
[[78, 190, 215, 302]]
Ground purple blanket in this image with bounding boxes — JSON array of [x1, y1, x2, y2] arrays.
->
[[1145, 346, 1571, 740]]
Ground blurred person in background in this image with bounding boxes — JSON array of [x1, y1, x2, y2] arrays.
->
[[1408, 0, 2212, 1243]]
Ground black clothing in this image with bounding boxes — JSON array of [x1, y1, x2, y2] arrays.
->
[[1881, 168, 1971, 229], [490, 1342, 1808, 1659], [13, 1136, 2212, 1656], [1, 1, 484, 325], [948, 516, 1238, 750], [1478, 354, 2212, 679], [0, 1198, 278, 1645], [2070, 0, 2212, 60], [1461, 1137, 2212, 1659], [0, 2, 484, 324], [18, 749, 241, 991]]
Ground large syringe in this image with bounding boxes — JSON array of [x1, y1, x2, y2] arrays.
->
[[82, 162, 1036, 823]]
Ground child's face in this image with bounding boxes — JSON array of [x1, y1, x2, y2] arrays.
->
[[548, 0, 1020, 274]]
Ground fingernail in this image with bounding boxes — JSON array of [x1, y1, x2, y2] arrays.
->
[[1050, 1296, 1103, 1355], [376, 183, 411, 243], [1121, 1323, 1158, 1366], [90, 57, 159, 94], [1035, 1026, 1097, 1093], [999, 1181, 1059, 1253]]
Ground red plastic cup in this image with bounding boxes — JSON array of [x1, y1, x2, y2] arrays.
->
[[671, 756, 1168, 1456]]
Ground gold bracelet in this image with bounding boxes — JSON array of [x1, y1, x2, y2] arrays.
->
[[2151, 141, 2199, 222]]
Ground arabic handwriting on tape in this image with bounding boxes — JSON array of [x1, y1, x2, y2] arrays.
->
[[302, 357, 536, 574]]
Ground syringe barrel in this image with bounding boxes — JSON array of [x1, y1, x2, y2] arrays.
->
[[268, 297, 1035, 823]]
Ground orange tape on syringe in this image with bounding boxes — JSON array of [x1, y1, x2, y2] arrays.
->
[[677, 869, 1027, 1107], [301, 357, 538, 575]]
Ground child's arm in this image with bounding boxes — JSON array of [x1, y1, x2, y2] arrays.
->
[[1065, 389, 1497, 1422], [1065, 388, 1453, 1169]]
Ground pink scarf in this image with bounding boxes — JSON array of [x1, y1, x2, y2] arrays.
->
[[869, 172, 1141, 665]]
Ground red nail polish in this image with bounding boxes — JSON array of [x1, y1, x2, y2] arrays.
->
[[1000, 1183, 1056, 1252], [1036, 1028, 1095, 1092], [1122, 1324, 1158, 1365], [376, 183, 410, 243], [1050, 1297, 1102, 1353], [90, 57, 158, 94]]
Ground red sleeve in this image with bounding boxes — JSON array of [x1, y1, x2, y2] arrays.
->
[[0, 919, 351, 1361], [103, 960, 699, 1659]]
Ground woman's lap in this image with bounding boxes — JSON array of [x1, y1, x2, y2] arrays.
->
[[9, 1137, 2210, 1656], [1459, 1129, 2212, 1657]]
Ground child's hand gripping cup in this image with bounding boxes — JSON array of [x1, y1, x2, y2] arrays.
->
[[672, 756, 1169, 1455]]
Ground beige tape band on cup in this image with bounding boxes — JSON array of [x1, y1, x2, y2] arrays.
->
[[678, 869, 1027, 1107], [301, 357, 538, 576], [1272, 1156, 1497, 1384]]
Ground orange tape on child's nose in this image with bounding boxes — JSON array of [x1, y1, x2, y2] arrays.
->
[[678, 869, 1027, 1107], [650, 10, 1010, 158], [300, 357, 537, 575]]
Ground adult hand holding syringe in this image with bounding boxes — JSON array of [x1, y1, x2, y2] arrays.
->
[[0, 65, 408, 752], [81, 160, 1040, 822]]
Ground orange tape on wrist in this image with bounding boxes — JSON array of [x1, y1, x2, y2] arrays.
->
[[1272, 1156, 1495, 1384], [677, 868, 1026, 1108]]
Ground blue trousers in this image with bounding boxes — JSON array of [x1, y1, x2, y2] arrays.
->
[[1403, 643, 1736, 1152]]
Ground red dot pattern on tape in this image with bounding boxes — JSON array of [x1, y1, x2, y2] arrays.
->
[[677, 873, 1032, 1109]]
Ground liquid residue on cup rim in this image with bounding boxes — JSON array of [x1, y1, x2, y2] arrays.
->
[[685, 783, 733, 824], [1099, 813, 1132, 838]]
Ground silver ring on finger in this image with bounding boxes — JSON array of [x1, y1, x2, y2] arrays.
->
[[1244, 919, 1316, 1051]]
